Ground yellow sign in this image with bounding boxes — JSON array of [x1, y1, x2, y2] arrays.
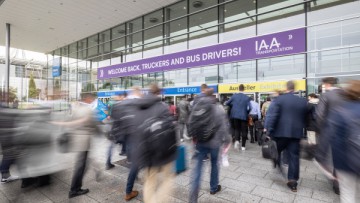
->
[[218, 79, 306, 93]]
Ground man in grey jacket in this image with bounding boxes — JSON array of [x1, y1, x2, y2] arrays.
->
[[189, 89, 232, 203]]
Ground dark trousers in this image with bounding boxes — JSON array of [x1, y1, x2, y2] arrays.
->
[[248, 115, 258, 142], [0, 156, 15, 178], [234, 119, 248, 147], [126, 165, 139, 194], [274, 138, 300, 181], [71, 151, 88, 192]]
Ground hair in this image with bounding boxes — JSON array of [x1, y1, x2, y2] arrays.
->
[[322, 77, 338, 86], [239, 84, 245, 91], [205, 88, 214, 96], [343, 80, 360, 101], [149, 83, 162, 95], [266, 96, 271, 102], [286, 80, 295, 91], [201, 84, 208, 91], [308, 93, 318, 99]]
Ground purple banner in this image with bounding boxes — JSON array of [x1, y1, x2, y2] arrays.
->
[[98, 28, 305, 79]]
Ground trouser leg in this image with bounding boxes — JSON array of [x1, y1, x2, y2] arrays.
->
[[70, 151, 88, 192], [240, 120, 248, 147]]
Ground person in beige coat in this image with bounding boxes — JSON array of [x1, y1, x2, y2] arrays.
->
[[53, 93, 99, 198]]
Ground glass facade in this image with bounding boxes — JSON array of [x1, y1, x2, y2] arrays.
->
[[48, 0, 360, 100]]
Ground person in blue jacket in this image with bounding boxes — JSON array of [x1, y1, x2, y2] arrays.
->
[[266, 81, 307, 192], [226, 84, 251, 151]]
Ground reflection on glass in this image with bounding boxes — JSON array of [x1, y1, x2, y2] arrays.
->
[[258, 54, 305, 81], [164, 69, 188, 87], [189, 8, 218, 32], [112, 24, 126, 40], [144, 9, 163, 29], [144, 25, 163, 44], [127, 18, 143, 34], [166, 1, 187, 20], [189, 66, 218, 85], [189, 0, 217, 13]]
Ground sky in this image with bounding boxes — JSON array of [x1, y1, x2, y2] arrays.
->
[[0, 46, 47, 62]]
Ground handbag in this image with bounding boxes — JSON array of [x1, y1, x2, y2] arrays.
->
[[262, 137, 278, 161]]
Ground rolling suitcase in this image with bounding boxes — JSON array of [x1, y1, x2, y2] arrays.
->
[[175, 145, 187, 174]]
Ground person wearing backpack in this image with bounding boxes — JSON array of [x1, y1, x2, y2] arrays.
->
[[131, 84, 177, 203], [188, 88, 232, 203], [328, 80, 360, 203]]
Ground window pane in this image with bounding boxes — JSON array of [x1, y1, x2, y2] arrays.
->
[[112, 24, 126, 39], [144, 25, 163, 44], [125, 75, 142, 88], [219, 60, 256, 83], [78, 39, 87, 51], [61, 46, 68, 56], [258, 54, 305, 81], [99, 42, 111, 54], [166, 1, 187, 20], [189, 8, 218, 32], [220, 18, 256, 43], [88, 34, 98, 48], [164, 35, 188, 54], [144, 9, 163, 28], [189, 0, 217, 13], [127, 18, 143, 34], [258, 0, 304, 14], [127, 32, 143, 50], [143, 41, 163, 58], [170, 17, 187, 37], [189, 27, 217, 48], [224, 0, 255, 23], [111, 51, 123, 65], [164, 69, 188, 87], [112, 37, 126, 52], [112, 78, 126, 90], [258, 5, 305, 35], [99, 30, 111, 43], [189, 66, 218, 86]]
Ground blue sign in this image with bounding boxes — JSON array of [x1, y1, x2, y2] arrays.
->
[[162, 85, 218, 95], [97, 89, 149, 98], [52, 57, 62, 77]]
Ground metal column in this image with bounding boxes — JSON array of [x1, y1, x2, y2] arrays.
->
[[5, 23, 10, 106]]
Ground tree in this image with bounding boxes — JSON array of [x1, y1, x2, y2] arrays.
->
[[9, 87, 18, 102], [28, 74, 39, 99], [83, 83, 95, 92]]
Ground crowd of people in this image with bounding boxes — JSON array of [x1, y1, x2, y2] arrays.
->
[[0, 78, 359, 203]]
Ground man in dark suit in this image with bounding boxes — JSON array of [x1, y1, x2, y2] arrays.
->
[[266, 81, 307, 192], [226, 84, 251, 150]]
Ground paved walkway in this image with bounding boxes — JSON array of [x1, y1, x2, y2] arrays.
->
[[0, 136, 340, 203]]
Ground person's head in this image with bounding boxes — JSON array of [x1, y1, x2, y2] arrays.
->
[[200, 84, 208, 93], [81, 93, 95, 104], [182, 95, 187, 100], [170, 101, 174, 105], [266, 96, 271, 102], [149, 83, 162, 95], [286, 80, 295, 92], [308, 93, 318, 101], [239, 84, 245, 92], [205, 88, 214, 96], [322, 77, 338, 90], [130, 86, 142, 97], [343, 80, 360, 101]]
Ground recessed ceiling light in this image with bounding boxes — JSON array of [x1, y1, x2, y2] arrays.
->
[[49, 27, 55, 30], [60, 2, 63, 5]]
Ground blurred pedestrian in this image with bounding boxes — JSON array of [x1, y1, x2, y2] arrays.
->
[[226, 84, 251, 150], [177, 95, 190, 142], [132, 84, 177, 203], [315, 77, 344, 195], [52, 93, 98, 198], [328, 80, 360, 203], [188, 88, 231, 203], [266, 81, 307, 192], [111, 88, 142, 201], [249, 97, 261, 143], [261, 96, 271, 119]]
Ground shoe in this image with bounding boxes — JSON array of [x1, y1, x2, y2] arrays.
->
[[105, 163, 115, 170], [234, 141, 240, 149], [210, 185, 221, 195], [241, 147, 246, 151], [125, 191, 139, 201], [1, 175, 19, 184], [333, 180, 340, 195], [119, 152, 126, 156], [69, 189, 90, 198], [287, 181, 297, 192]]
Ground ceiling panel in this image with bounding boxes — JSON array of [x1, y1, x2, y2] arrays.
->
[[0, 0, 178, 53]]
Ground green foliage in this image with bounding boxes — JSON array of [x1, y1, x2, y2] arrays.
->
[[83, 83, 95, 92], [28, 74, 39, 99], [8, 87, 18, 102]]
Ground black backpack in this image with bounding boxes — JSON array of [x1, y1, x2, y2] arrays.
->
[[139, 107, 177, 166], [188, 97, 216, 142]]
